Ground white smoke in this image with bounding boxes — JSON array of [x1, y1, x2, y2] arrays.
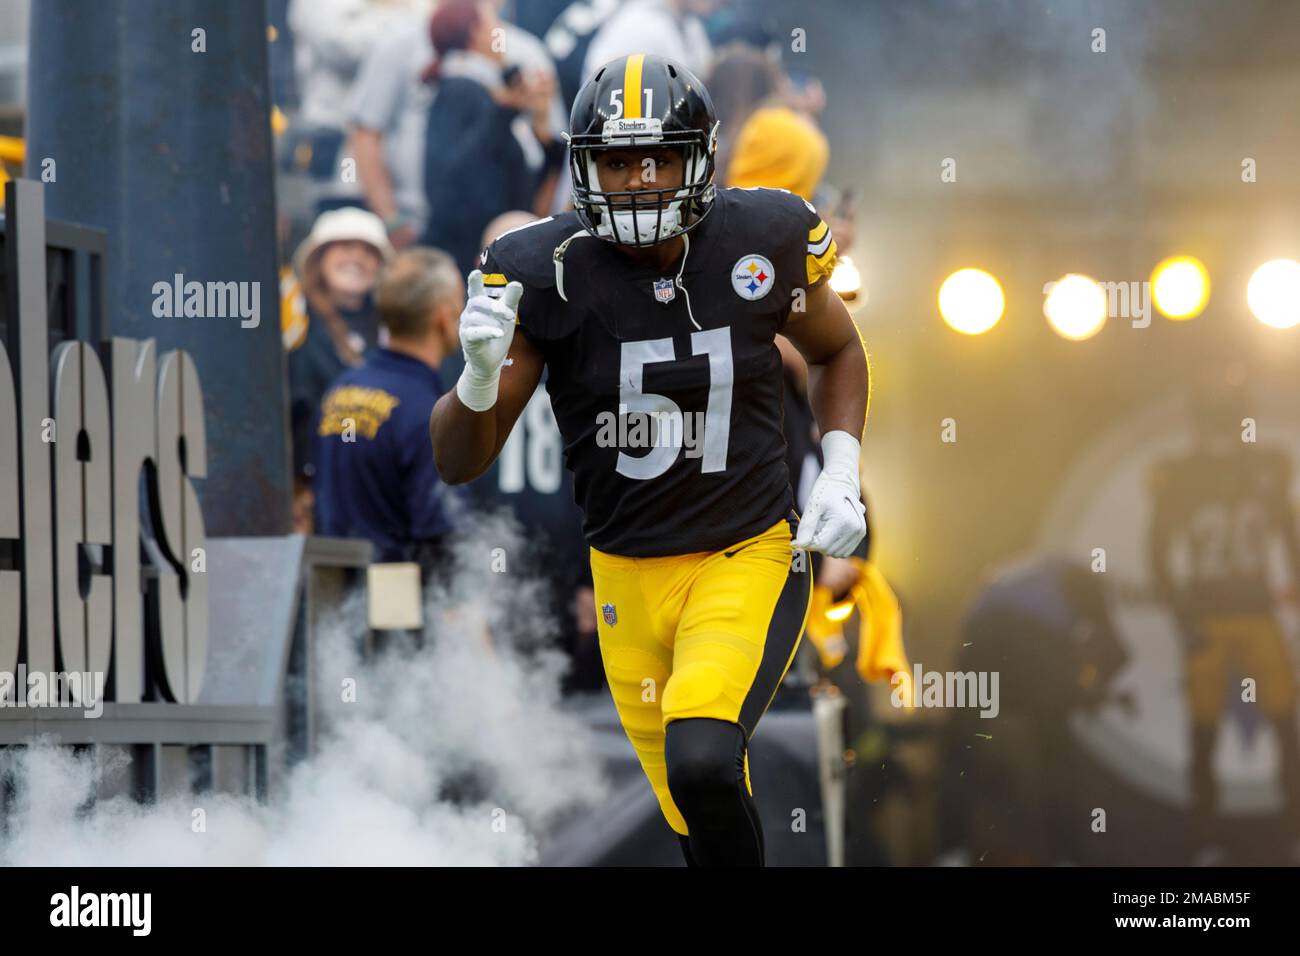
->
[[0, 511, 608, 865]]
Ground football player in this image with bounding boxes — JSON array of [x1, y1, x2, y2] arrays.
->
[[429, 53, 870, 866], [1149, 382, 1300, 863]]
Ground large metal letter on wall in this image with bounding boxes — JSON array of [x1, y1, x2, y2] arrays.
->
[[0, 342, 19, 690], [8, 179, 53, 677], [110, 337, 156, 703], [153, 349, 209, 703], [50, 341, 113, 697]]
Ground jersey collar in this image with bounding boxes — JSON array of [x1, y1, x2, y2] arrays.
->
[[598, 188, 729, 282]]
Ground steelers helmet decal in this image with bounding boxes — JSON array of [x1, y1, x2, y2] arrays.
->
[[568, 54, 719, 247]]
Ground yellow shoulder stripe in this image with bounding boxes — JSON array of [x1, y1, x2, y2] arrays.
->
[[806, 237, 839, 286], [807, 219, 834, 259]]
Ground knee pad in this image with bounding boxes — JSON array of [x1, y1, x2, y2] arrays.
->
[[661, 661, 729, 721], [664, 718, 747, 823]]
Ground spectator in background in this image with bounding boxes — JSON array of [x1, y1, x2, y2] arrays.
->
[[696, 0, 780, 55], [313, 247, 468, 571], [706, 43, 783, 185], [711, 42, 829, 205], [713, 47, 853, 252], [349, 0, 566, 248], [289, 0, 431, 130], [285, 207, 393, 531], [725, 97, 828, 204], [506, 0, 578, 39], [419, 0, 564, 276], [287, 0, 433, 211], [537, 0, 623, 109], [582, 0, 717, 82]]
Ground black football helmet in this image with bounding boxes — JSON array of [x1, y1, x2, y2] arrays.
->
[[567, 54, 719, 247]]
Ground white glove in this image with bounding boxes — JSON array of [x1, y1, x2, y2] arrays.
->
[[456, 269, 523, 412], [792, 430, 867, 558]]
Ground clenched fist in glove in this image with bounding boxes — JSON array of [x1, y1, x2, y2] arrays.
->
[[792, 430, 868, 558], [455, 269, 524, 412]]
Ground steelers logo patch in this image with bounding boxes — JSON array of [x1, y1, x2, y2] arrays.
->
[[731, 254, 776, 301]]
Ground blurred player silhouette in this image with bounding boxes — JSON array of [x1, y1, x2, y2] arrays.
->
[[1148, 378, 1300, 863]]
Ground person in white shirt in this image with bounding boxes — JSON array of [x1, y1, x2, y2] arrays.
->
[[348, 4, 566, 246], [289, 0, 432, 132], [580, 0, 716, 82]]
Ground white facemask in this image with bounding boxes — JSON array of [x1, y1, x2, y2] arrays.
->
[[599, 205, 684, 244]]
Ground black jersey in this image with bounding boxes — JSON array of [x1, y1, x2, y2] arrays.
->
[[1149, 447, 1295, 616], [481, 187, 839, 556]]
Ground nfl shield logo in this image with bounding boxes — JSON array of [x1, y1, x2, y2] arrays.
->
[[602, 602, 618, 626], [653, 277, 676, 304]]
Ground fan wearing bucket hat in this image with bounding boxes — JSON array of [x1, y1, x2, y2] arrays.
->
[[285, 207, 395, 528]]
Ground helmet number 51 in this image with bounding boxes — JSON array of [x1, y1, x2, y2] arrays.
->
[[608, 88, 654, 121]]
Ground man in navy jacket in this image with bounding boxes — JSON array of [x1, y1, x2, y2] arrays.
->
[[314, 247, 469, 570]]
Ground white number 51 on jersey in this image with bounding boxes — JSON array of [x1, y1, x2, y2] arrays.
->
[[616, 329, 733, 480]]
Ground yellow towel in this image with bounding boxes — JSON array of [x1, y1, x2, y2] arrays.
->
[[852, 559, 907, 685], [803, 558, 910, 704]]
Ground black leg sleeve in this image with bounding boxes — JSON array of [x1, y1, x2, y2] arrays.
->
[[665, 717, 765, 867]]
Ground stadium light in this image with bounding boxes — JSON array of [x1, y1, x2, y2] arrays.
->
[[1247, 259, 1300, 329], [938, 268, 1004, 335], [1044, 273, 1107, 341], [830, 255, 863, 302], [1150, 255, 1210, 320], [824, 599, 856, 623]]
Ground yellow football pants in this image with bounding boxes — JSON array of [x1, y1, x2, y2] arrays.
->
[[1186, 613, 1298, 723], [590, 515, 813, 835]]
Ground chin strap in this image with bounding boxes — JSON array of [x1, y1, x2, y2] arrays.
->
[[552, 229, 590, 302], [675, 231, 701, 330]]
